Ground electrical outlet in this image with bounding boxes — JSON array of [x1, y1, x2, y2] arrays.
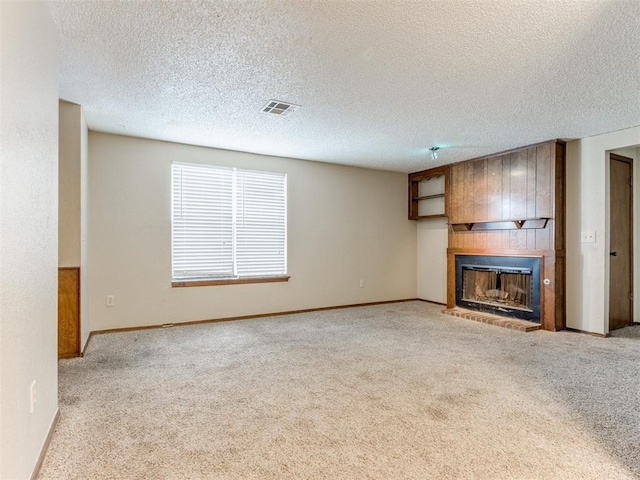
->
[[30, 380, 36, 414], [581, 231, 596, 243], [106, 295, 115, 307], [359, 279, 365, 288]]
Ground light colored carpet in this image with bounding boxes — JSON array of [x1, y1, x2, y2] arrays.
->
[[39, 302, 640, 479]]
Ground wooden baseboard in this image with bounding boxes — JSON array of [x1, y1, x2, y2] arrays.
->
[[416, 298, 447, 306], [31, 409, 60, 480], [81, 331, 94, 357], [564, 327, 609, 338], [58, 352, 81, 359], [91, 298, 421, 336]]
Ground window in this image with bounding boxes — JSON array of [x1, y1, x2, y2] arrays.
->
[[171, 162, 287, 286]]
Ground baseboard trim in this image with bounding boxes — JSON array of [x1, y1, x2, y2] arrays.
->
[[58, 352, 81, 359], [565, 327, 609, 338], [91, 298, 420, 335], [416, 298, 447, 307], [81, 331, 94, 357], [31, 408, 60, 480]]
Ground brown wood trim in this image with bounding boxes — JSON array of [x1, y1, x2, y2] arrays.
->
[[409, 165, 450, 182], [172, 275, 291, 288], [447, 248, 549, 257], [450, 218, 549, 231], [610, 153, 634, 163], [564, 327, 609, 338], [30, 409, 60, 480], [81, 331, 94, 357], [416, 298, 447, 306], [90, 298, 421, 335], [58, 352, 81, 359], [416, 193, 445, 201]]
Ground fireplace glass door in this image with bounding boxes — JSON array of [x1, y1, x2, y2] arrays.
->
[[462, 268, 532, 312], [455, 255, 541, 322]]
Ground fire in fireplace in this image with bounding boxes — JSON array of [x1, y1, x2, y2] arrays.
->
[[455, 255, 541, 322]]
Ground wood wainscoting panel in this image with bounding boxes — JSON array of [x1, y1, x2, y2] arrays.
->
[[535, 142, 553, 218], [472, 158, 487, 221], [501, 154, 511, 222], [509, 149, 528, 220], [58, 267, 80, 358], [487, 155, 503, 219]]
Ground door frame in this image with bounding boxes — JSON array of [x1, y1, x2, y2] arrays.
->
[[609, 153, 634, 331]]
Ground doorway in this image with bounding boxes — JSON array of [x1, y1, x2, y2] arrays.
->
[[609, 153, 633, 331]]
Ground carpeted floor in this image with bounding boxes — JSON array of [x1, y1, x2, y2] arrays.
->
[[39, 302, 640, 479]]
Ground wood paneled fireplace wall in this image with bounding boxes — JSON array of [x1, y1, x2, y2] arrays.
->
[[410, 140, 566, 331]]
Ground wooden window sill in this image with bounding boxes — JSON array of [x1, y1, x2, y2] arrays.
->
[[172, 275, 290, 288]]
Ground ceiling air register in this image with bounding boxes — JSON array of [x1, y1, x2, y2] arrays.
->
[[262, 100, 299, 116]]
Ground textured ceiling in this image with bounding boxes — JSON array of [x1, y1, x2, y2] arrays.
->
[[50, 0, 640, 173]]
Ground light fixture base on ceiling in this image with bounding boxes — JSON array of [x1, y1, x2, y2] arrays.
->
[[262, 100, 299, 116], [429, 146, 440, 160]]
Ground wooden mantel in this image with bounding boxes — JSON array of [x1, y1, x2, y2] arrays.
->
[[410, 140, 566, 331]]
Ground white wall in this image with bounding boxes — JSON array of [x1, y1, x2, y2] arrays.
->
[[566, 126, 640, 334], [88, 133, 417, 330], [59, 100, 91, 350], [0, 2, 59, 478], [416, 218, 447, 303]]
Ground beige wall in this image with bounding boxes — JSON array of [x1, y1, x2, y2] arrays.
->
[[88, 133, 417, 330], [0, 2, 59, 478], [59, 101, 82, 266], [80, 108, 90, 349]]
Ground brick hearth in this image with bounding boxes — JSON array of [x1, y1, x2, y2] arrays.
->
[[443, 307, 541, 332]]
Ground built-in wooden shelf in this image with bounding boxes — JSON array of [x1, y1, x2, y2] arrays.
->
[[416, 193, 445, 201], [450, 218, 550, 232], [408, 165, 449, 220]]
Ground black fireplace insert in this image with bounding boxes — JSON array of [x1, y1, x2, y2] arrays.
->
[[455, 255, 541, 322]]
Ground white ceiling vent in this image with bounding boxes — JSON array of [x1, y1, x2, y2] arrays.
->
[[262, 100, 299, 116]]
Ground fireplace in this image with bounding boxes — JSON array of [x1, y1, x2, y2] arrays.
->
[[455, 255, 541, 322]]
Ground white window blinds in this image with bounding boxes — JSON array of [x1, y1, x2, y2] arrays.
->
[[235, 169, 287, 277], [171, 162, 287, 280]]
